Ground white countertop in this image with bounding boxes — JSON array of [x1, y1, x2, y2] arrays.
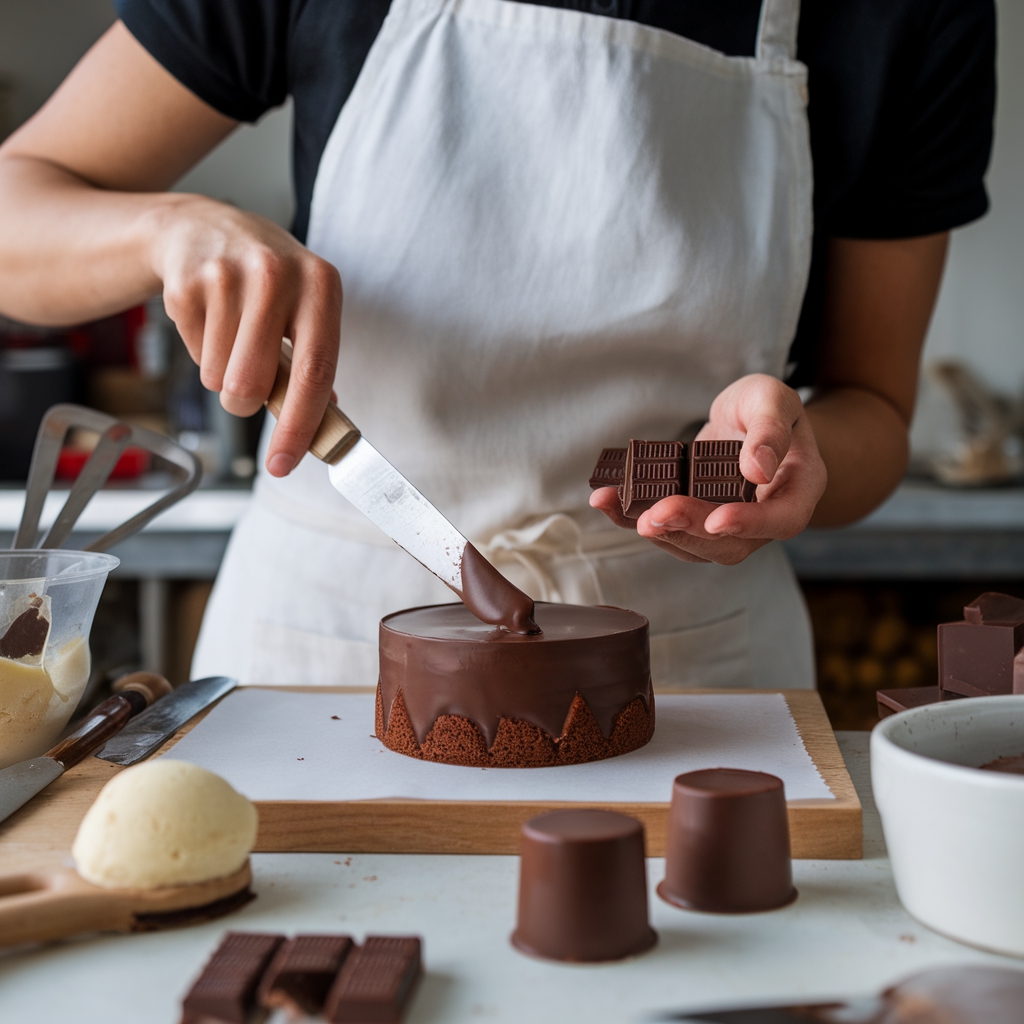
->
[[0, 733, 1017, 1024]]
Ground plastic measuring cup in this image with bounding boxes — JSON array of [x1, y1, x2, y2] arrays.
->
[[0, 550, 119, 769]]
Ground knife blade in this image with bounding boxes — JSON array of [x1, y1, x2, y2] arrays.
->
[[656, 998, 883, 1023], [96, 675, 237, 765], [266, 347, 468, 594], [0, 688, 148, 825]]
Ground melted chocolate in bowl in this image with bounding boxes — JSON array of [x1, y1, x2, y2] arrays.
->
[[376, 602, 654, 767]]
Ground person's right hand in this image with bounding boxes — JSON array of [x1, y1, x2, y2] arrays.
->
[[150, 196, 342, 477]]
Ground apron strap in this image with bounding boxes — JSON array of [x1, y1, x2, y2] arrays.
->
[[756, 0, 802, 63]]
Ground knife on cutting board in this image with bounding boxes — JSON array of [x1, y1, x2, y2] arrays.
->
[[0, 674, 235, 825], [266, 346, 537, 634]]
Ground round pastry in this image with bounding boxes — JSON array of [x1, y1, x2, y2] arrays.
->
[[376, 602, 654, 767], [72, 760, 257, 889]]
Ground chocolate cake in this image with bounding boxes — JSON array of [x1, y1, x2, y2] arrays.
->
[[376, 602, 654, 768]]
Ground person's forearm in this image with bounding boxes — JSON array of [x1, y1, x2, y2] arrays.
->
[[805, 385, 909, 528], [0, 153, 178, 325]]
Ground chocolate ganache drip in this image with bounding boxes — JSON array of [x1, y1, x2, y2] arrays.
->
[[459, 543, 540, 635]]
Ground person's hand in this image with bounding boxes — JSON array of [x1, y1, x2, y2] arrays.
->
[[590, 374, 827, 564], [150, 195, 341, 477]]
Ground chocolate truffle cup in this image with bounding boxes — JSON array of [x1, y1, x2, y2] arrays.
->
[[511, 809, 657, 963], [657, 769, 796, 914]]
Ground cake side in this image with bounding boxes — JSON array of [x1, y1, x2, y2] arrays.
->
[[375, 685, 655, 768]]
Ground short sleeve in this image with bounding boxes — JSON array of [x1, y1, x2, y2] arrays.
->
[[114, 0, 293, 123], [827, 0, 996, 239]]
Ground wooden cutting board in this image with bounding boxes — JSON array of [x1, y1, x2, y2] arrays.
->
[[0, 687, 860, 870]]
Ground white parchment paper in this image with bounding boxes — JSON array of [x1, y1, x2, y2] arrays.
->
[[162, 689, 833, 802]]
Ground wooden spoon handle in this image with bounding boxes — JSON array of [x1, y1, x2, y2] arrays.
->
[[46, 691, 147, 770], [265, 344, 360, 465], [0, 872, 130, 948]]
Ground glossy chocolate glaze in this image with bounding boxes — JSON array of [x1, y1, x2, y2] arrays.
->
[[378, 602, 650, 747], [459, 543, 539, 634], [658, 768, 796, 914], [512, 810, 656, 963]]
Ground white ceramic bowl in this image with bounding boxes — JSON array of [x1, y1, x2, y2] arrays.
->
[[872, 695, 1024, 957]]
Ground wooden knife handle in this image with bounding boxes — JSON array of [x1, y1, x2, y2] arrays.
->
[[46, 692, 147, 770], [265, 344, 360, 465], [112, 671, 172, 705]]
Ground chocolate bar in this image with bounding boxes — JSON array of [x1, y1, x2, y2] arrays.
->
[[324, 936, 422, 1024], [181, 932, 284, 1024], [620, 440, 686, 519], [588, 439, 756, 518], [588, 447, 626, 489], [257, 934, 353, 1016], [938, 592, 1024, 699], [688, 439, 757, 504], [876, 686, 943, 719]]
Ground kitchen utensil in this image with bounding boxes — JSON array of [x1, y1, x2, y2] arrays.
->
[[96, 674, 237, 765], [12, 403, 201, 552], [266, 346, 466, 593], [872, 695, 1024, 956], [0, 860, 253, 949], [0, 549, 120, 768], [0, 672, 169, 824]]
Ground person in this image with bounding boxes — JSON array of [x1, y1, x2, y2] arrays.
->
[[0, 0, 995, 689]]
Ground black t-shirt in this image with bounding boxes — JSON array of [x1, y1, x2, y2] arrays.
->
[[114, 0, 996, 384]]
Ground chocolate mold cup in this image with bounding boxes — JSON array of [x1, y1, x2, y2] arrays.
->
[[511, 809, 657, 963], [658, 768, 797, 914]]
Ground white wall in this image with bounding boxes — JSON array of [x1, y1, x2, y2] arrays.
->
[[1, 0, 1020, 385]]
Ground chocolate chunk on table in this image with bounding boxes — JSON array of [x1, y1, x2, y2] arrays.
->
[[181, 931, 284, 1024], [876, 686, 943, 719], [588, 447, 626, 489], [257, 934, 353, 1016], [939, 591, 1024, 699], [324, 936, 422, 1024]]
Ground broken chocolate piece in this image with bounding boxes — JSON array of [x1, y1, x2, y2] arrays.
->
[[0, 595, 50, 661], [257, 934, 354, 1016], [688, 439, 756, 504], [620, 440, 686, 519], [324, 936, 422, 1024], [876, 686, 943, 719], [181, 931, 284, 1024], [588, 447, 627, 489], [939, 592, 1024, 699]]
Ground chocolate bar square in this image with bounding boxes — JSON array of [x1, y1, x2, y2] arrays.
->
[[620, 440, 686, 519], [939, 592, 1024, 698], [588, 447, 627, 489], [324, 936, 422, 1024], [181, 932, 284, 1024], [688, 440, 756, 503], [257, 934, 354, 1016]]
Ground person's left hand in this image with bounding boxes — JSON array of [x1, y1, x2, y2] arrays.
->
[[590, 374, 827, 565]]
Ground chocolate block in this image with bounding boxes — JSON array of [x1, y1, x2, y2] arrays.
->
[[658, 769, 795, 914], [876, 686, 942, 719], [588, 447, 627, 489], [512, 809, 656, 962], [620, 440, 686, 519], [181, 932, 284, 1024], [939, 592, 1024, 699], [257, 934, 354, 1016], [688, 440, 756, 503], [324, 936, 422, 1024]]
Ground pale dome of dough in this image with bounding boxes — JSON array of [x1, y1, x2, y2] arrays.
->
[[72, 760, 257, 889]]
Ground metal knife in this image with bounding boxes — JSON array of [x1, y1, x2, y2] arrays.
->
[[266, 346, 466, 592], [96, 674, 236, 765], [656, 998, 883, 1023]]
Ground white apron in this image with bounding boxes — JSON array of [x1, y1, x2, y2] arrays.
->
[[193, 0, 816, 690]]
